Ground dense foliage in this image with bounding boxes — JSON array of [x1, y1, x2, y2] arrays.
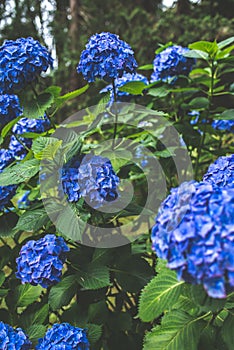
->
[[0, 5, 233, 349]]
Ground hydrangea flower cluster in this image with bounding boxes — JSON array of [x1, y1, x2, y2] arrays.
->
[[0, 149, 17, 211], [0, 37, 53, 93], [212, 119, 234, 133], [151, 45, 195, 83], [100, 72, 148, 104], [36, 323, 90, 350], [151, 181, 234, 298], [9, 116, 51, 159], [16, 234, 70, 288], [62, 155, 120, 208], [203, 154, 234, 188], [0, 94, 23, 128], [0, 322, 32, 350], [77, 32, 138, 82]]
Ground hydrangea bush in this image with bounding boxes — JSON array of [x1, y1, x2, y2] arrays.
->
[[0, 33, 233, 350]]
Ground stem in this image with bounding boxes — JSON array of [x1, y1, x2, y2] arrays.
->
[[112, 79, 118, 149]]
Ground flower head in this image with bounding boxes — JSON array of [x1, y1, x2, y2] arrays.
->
[[77, 32, 137, 82], [100, 72, 148, 104], [62, 155, 120, 208], [151, 45, 195, 83], [9, 116, 51, 159], [16, 234, 70, 288], [212, 119, 234, 133], [203, 154, 234, 188], [36, 323, 89, 350], [0, 94, 23, 128], [0, 149, 16, 211], [0, 37, 53, 93], [151, 181, 234, 298], [0, 322, 32, 350]]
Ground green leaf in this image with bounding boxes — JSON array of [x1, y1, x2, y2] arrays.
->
[[138, 64, 154, 70], [189, 97, 209, 109], [183, 49, 208, 60], [143, 310, 206, 350], [55, 85, 89, 107], [0, 272, 5, 287], [148, 87, 169, 97], [214, 109, 234, 120], [87, 324, 103, 345], [0, 159, 39, 186], [138, 264, 184, 322], [15, 209, 49, 232], [27, 324, 46, 344], [221, 314, 234, 350], [32, 136, 62, 160], [1, 116, 22, 139], [76, 265, 110, 290], [14, 284, 43, 308], [218, 36, 234, 49], [48, 275, 77, 310], [55, 204, 87, 242], [118, 81, 148, 95], [19, 304, 49, 329], [45, 85, 62, 98], [21, 92, 54, 119], [189, 41, 218, 57], [0, 213, 18, 237]]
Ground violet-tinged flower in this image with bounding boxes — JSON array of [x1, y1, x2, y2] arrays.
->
[[16, 234, 70, 288], [0, 94, 22, 129], [0, 37, 53, 93], [61, 155, 120, 208], [203, 154, 234, 188], [151, 45, 195, 83], [151, 181, 234, 298], [0, 321, 32, 350], [77, 32, 137, 82], [36, 323, 89, 350], [9, 116, 51, 159]]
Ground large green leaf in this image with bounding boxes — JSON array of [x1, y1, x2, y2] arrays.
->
[[0, 213, 19, 237], [214, 109, 234, 120], [14, 284, 43, 308], [48, 275, 77, 310], [221, 314, 234, 350], [0, 159, 40, 186], [32, 136, 62, 160], [76, 264, 110, 290], [143, 310, 206, 350], [55, 85, 89, 108], [87, 324, 103, 345], [27, 324, 47, 344], [15, 209, 49, 232], [21, 92, 54, 119], [138, 262, 184, 322], [118, 81, 148, 95], [218, 37, 234, 49]]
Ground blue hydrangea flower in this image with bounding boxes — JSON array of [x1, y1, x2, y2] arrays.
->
[[0, 37, 53, 93], [100, 73, 148, 104], [0, 321, 32, 350], [17, 190, 31, 209], [16, 234, 70, 288], [36, 323, 89, 350], [0, 149, 17, 211], [151, 45, 195, 83], [9, 116, 51, 159], [0, 94, 23, 128], [212, 119, 234, 133], [151, 181, 234, 298], [203, 154, 234, 188], [62, 155, 120, 208], [77, 32, 137, 82]]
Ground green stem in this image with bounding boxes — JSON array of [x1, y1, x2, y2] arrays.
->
[[112, 79, 118, 149]]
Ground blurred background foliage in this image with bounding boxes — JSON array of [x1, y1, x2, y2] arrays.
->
[[0, 0, 233, 109]]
